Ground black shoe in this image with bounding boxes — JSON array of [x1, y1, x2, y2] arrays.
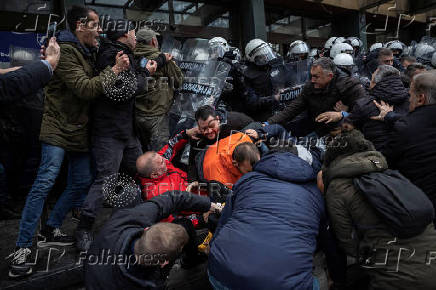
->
[[37, 228, 75, 248], [0, 206, 21, 220], [75, 230, 93, 252], [6, 247, 33, 278], [71, 208, 81, 224]]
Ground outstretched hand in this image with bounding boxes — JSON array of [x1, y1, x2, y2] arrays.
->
[[370, 100, 394, 121]]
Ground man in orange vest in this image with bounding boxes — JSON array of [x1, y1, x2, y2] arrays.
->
[[197, 133, 260, 189]]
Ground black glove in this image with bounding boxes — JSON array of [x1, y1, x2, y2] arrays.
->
[[155, 53, 167, 70], [206, 180, 232, 203]]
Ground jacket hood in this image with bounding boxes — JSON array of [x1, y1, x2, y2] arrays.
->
[[371, 73, 409, 105], [323, 130, 388, 187], [57, 30, 92, 56], [254, 148, 318, 183]]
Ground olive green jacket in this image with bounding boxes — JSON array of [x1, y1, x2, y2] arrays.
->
[[324, 150, 436, 290], [40, 40, 116, 152], [134, 44, 183, 116]]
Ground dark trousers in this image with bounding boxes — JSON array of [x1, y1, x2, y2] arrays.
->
[[0, 162, 8, 206], [136, 111, 170, 151], [80, 135, 142, 223]]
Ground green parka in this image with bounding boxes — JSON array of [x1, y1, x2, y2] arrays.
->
[[40, 31, 116, 152], [323, 130, 436, 290], [134, 43, 183, 116]]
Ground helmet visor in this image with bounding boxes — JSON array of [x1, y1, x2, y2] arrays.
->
[[251, 44, 276, 65], [209, 44, 228, 59]]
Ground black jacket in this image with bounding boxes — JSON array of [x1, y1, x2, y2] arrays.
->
[[234, 60, 284, 122], [92, 39, 146, 139], [84, 191, 211, 290], [382, 104, 436, 206], [0, 61, 51, 103], [348, 73, 409, 152], [187, 110, 254, 182], [0, 61, 50, 146], [268, 72, 366, 136]]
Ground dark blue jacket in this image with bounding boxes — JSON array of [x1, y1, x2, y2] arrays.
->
[[0, 61, 51, 104], [84, 191, 211, 290], [208, 150, 325, 290]]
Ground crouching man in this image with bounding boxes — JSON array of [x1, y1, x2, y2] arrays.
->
[[208, 143, 324, 290], [84, 191, 221, 290]]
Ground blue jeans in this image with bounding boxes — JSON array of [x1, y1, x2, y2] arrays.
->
[[16, 143, 93, 247]]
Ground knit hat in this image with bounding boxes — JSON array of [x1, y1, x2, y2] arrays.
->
[[137, 27, 160, 43]]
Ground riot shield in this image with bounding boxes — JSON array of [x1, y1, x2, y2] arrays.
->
[[160, 34, 182, 62], [170, 38, 231, 121], [272, 59, 310, 106], [271, 59, 312, 136]]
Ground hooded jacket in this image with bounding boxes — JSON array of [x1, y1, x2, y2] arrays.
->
[[347, 73, 409, 152], [39, 30, 116, 151], [323, 130, 436, 290], [134, 43, 183, 116], [208, 148, 324, 290], [84, 192, 211, 290]]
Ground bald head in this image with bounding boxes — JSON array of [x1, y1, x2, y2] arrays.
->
[[136, 152, 156, 177], [136, 152, 168, 179]]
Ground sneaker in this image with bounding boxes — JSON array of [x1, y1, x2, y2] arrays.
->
[[6, 247, 33, 278], [37, 228, 75, 248], [71, 208, 81, 223], [75, 230, 93, 252]]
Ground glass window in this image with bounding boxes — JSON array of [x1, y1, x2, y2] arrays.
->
[[94, 0, 128, 6]]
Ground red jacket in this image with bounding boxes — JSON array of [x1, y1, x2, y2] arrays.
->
[[137, 131, 205, 224]]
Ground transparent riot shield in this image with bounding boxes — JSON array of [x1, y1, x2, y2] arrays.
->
[[272, 59, 310, 106], [170, 38, 231, 121], [272, 59, 312, 136], [160, 34, 182, 62]]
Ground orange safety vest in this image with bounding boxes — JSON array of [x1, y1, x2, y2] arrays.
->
[[203, 132, 252, 189]]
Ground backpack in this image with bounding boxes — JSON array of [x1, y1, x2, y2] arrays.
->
[[353, 169, 435, 238]]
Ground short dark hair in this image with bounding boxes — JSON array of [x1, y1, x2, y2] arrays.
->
[[401, 55, 416, 64], [378, 48, 393, 59], [67, 5, 97, 32], [195, 105, 217, 122], [232, 142, 260, 167], [135, 223, 189, 265], [312, 57, 336, 73], [405, 63, 426, 79]]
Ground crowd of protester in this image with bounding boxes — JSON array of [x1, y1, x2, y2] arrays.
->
[[2, 4, 436, 290]]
